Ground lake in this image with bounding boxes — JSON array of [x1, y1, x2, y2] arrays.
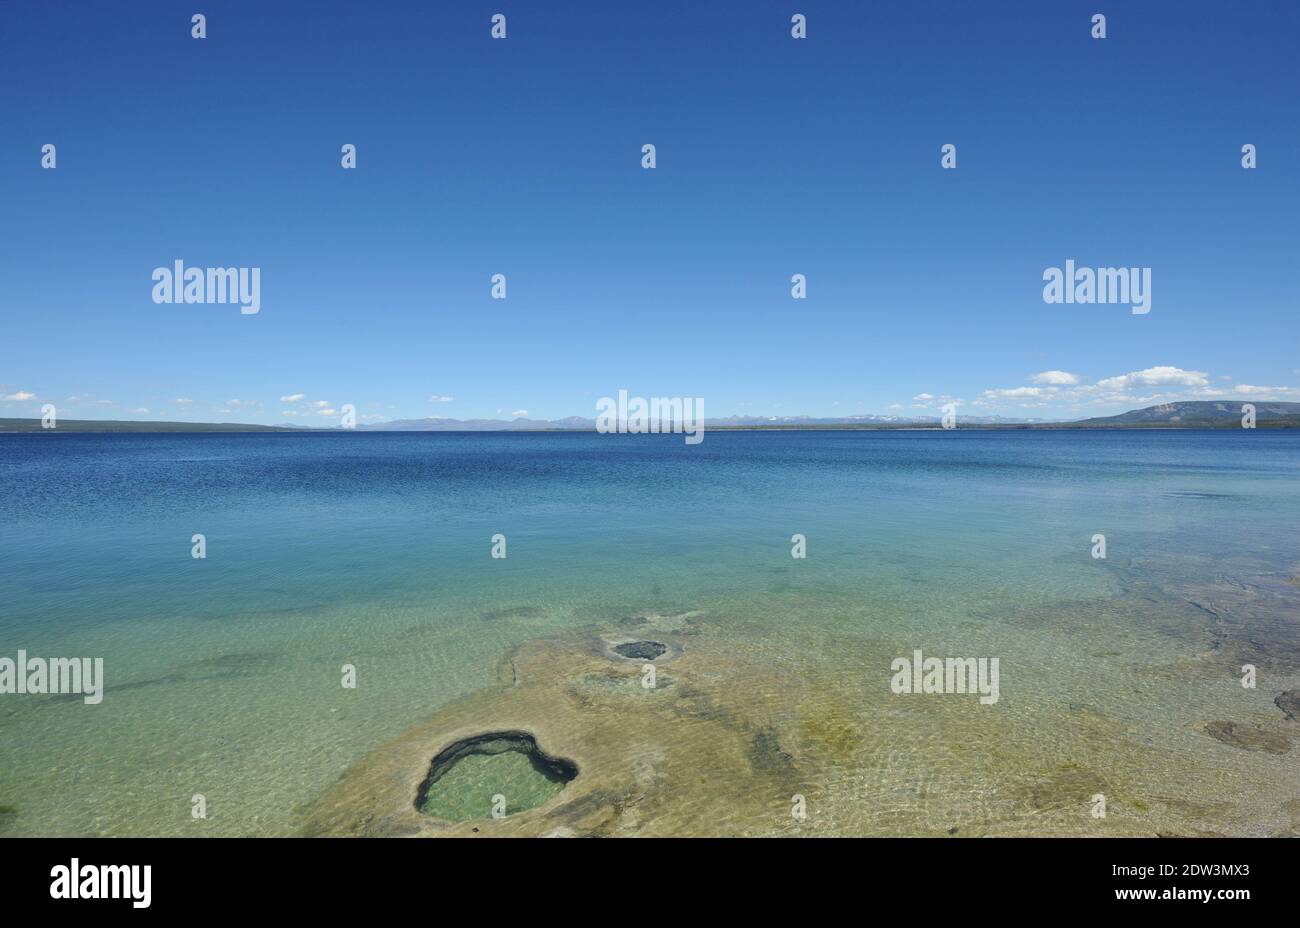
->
[[1, 429, 1296, 835]]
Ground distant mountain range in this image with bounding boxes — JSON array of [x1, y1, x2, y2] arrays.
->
[[364, 416, 598, 431], [0, 418, 299, 433], [1064, 400, 1300, 428], [2, 401, 1297, 433], [361, 412, 1046, 431], [358, 402, 1300, 430]]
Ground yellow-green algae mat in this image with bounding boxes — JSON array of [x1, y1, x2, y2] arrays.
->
[[302, 610, 1299, 837]]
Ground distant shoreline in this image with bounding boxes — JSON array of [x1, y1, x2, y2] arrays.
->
[[4, 402, 1298, 433], [3, 422, 1298, 435]]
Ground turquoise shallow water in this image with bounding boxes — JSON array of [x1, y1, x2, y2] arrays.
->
[[0, 430, 1297, 835]]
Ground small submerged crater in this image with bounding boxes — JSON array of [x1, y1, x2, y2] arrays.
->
[[415, 731, 578, 822], [613, 641, 668, 661]]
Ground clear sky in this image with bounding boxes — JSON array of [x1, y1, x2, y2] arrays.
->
[[2, 0, 1297, 424]]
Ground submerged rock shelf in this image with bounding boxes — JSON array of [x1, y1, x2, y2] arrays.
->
[[302, 606, 1300, 837]]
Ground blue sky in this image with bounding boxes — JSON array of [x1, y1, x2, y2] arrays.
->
[[1, 0, 1297, 424]]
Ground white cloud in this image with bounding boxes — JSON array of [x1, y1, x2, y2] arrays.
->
[[912, 393, 934, 402], [174, 398, 193, 406], [316, 407, 337, 417], [978, 364, 1300, 412], [1095, 366, 1208, 392], [1031, 370, 1080, 386], [983, 386, 1044, 399], [313, 400, 330, 408], [510, 409, 529, 418], [130, 407, 149, 414], [1, 391, 35, 401], [280, 393, 304, 403], [1234, 384, 1300, 396], [428, 394, 454, 403]]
